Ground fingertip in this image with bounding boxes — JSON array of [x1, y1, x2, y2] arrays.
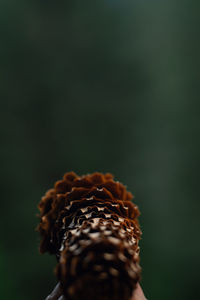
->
[[131, 283, 147, 300], [45, 282, 62, 300]]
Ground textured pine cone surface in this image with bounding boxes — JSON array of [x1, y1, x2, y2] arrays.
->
[[37, 172, 142, 300]]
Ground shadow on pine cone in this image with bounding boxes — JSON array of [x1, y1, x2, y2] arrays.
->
[[37, 172, 142, 300]]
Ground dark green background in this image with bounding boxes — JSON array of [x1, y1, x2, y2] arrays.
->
[[1, 1, 199, 299]]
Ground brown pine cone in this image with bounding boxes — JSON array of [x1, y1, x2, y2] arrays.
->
[[37, 172, 142, 300]]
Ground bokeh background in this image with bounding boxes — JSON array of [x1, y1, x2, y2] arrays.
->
[[1, 1, 200, 300]]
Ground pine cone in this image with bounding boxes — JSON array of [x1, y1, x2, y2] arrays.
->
[[37, 172, 142, 300]]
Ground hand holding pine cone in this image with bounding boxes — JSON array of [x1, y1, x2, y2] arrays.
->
[[37, 172, 142, 300]]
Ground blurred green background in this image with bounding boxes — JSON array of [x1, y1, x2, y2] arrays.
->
[[0, 1, 199, 299]]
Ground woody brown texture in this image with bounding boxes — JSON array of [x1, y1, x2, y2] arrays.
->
[[37, 172, 142, 300]]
